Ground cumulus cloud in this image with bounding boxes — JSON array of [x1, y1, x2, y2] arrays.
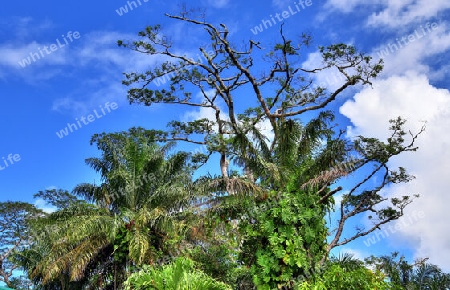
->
[[373, 20, 450, 79], [340, 72, 450, 270], [324, 0, 450, 32], [367, 0, 450, 28], [183, 105, 221, 124]]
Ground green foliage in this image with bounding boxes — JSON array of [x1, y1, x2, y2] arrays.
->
[[113, 226, 131, 263], [0, 201, 43, 288], [8, 275, 33, 289], [319, 43, 383, 80], [233, 112, 341, 288], [33, 189, 83, 210], [14, 129, 199, 289], [296, 264, 392, 290], [188, 243, 240, 286], [124, 257, 232, 290], [240, 184, 328, 288]]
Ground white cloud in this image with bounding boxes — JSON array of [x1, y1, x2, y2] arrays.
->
[[340, 72, 450, 271], [46, 30, 159, 116], [0, 24, 158, 83], [367, 0, 450, 28], [324, 0, 450, 29], [341, 72, 448, 136], [302, 52, 350, 92], [34, 198, 56, 214], [327, 1, 450, 268], [324, 0, 365, 13], [373, 21, 450, 79], [181, 90, 227, 140], [52, 97, 88, 113], [0, 40, 68, 83], [0, 42, 68, 68], [335, 247, 370, 262], [254, 118, 275, 144], [52, 81, 126, 117], [183, 105, 220, 123], [74, 31, 160, 72]]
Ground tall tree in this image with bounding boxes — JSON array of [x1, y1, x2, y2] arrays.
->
[[18, 128, 198, 289], [11, 189, 88, 290], [118, 9, 424, 287], [0, 201, 43, 288]]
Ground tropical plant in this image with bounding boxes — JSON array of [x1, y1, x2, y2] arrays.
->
[[124, 257, 232, 290], [117, 9, 424, 287], [328, 253, 365, 272], [296, 263, 392, 290], [366, 252, 450, 290], [16, 128, 198, 289]]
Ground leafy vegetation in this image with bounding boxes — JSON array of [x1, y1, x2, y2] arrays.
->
[[124, 257, 232, 290], [2, 8, 448, 290], [0, 202, 43, 288]]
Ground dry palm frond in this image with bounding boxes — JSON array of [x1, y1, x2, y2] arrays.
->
[[69, 237, 110, 281], [300, 168, 348, 190]]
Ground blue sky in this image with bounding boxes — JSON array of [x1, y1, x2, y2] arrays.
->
[[1, 0, 449, 272]]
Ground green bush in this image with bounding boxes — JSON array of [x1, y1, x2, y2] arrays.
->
[[296, 264, 392, 290], [124, 257, 232, 290]]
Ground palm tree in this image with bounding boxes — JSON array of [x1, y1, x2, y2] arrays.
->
[[328, 253, 364, 271], [410, 262, 450, 290], [22, 128, 198, 289], [366, 252, 450, 290], [194, 112, 347, 288]]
